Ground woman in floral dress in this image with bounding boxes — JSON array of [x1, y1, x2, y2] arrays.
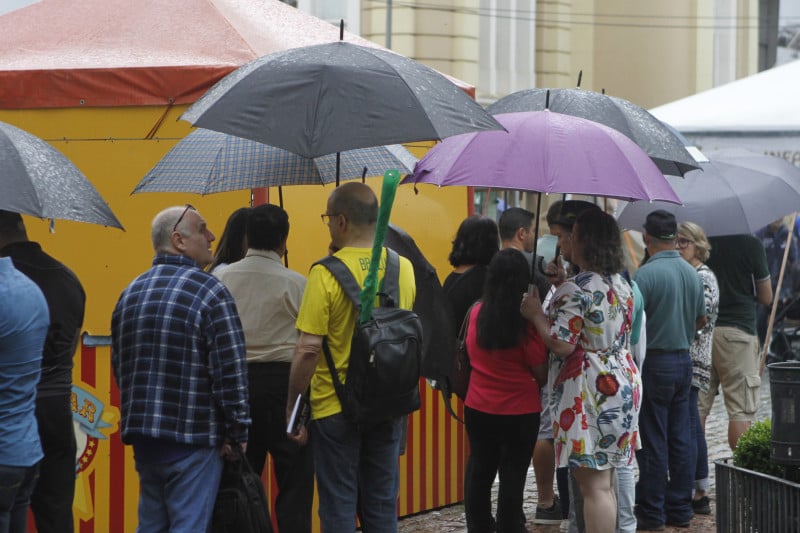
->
[[522, 208, 642, 533]]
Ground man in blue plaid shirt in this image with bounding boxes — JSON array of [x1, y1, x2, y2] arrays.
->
[[111, 205, 250, 532]]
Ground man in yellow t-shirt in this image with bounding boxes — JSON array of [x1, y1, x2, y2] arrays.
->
[[287, 182, 415, 532]]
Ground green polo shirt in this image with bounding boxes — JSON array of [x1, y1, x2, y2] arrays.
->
[[706, 234, 770, 336], [634, 250, 706, 351]]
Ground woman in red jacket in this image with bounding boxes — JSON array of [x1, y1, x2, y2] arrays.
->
[[464, 248, 548, 533]]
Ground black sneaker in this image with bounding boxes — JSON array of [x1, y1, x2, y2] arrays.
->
[[692, 495, 711, 515], [533, 495, 562, 525]]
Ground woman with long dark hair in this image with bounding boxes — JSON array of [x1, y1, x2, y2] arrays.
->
[[522, 209, 641, 533], [209, 207, 251, 274], [464, 248, 547, 533]]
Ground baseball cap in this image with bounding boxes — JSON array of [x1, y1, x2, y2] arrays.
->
[[643, 210, 677, 240]]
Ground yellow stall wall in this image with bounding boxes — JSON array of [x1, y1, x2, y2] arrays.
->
[[1, 106, 469, 532]]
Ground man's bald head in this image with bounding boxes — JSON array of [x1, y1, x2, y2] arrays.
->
[[329, 183, 378, 227]]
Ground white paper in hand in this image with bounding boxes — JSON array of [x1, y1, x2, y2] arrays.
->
[[286, 393, 308, 434]]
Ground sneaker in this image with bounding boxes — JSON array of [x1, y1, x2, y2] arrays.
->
[[559, 519, 570, 532], [635, 518, 665, 531], [533, 495, 562, 525], [692, 495, 711, 515]]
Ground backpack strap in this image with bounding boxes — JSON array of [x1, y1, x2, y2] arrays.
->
[[314, 255, 363, 310], [381, 249, 401, 307]]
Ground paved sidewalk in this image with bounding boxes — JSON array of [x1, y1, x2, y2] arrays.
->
[[399, 368, 774, 532]]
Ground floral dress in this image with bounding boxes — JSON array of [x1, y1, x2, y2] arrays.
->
[[691, 264, 719, 392], [547, 271, 642, 470]]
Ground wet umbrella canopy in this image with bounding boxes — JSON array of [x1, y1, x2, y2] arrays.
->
[[133, 129, 418, 194], [405, 111, 680, 204], [181, 41, 504, 159], [615, 149, 800, 237], [487, 88, 699, 177], [0, 121, 123, 229]]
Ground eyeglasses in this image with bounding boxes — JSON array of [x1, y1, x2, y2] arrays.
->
[[173, 204, 196, 233], [320, 212, 341, 225], [676, 237, 694, 249]]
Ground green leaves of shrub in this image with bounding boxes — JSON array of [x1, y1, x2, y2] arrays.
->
[[733, 419, 783, 477]]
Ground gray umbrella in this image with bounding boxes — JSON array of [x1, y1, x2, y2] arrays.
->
[[133, 129, 418, 195], [486, 88, 699, 176], [0, 121, 123, 229], [615, 149, 800, 237], [181, 41, 504, 159]]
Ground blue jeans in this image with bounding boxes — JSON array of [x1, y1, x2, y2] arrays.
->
[[616, 466, 636, 533], [635, 351, 693, 525], [312, 413, 403, 533], [689, 387, 709, 491], [134, 446, 223, 533], [0, 462, 40, 533]]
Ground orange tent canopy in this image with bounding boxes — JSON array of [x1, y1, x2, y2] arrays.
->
[[0, 0, 473, 109]]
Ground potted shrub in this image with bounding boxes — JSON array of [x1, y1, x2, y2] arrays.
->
[[716, 419, 800, 531], [733, 419, 783, 477]]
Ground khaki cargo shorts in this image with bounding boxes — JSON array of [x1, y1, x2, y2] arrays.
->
[[698, 326, 761, 422]]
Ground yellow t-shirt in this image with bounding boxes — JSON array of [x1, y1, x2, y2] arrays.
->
[[296, 247, 416, 420]]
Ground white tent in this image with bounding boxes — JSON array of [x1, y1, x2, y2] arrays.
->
[[650, 60, 800, 165]]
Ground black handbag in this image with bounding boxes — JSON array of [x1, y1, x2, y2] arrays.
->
[[211, 450, 273, 533]]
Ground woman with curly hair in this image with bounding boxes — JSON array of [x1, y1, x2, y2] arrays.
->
[[464, 248, 547, 533], [522, 208, 642, 533]]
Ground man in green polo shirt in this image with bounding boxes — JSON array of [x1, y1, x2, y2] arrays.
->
[[701, 234, 771, 451], [633, 210, 706, 530]]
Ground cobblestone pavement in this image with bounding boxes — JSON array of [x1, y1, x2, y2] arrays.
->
[[399, 369, 774, 532]]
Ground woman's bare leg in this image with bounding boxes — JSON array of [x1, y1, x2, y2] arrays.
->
[[572, 466, 616, 533]]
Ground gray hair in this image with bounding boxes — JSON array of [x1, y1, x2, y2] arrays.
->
[[151, 206, 189, 252]]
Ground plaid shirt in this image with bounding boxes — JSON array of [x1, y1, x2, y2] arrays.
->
[[111, 254, 249, 447]]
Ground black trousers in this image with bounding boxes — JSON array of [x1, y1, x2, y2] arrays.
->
[[464, 406, 539, 533], [31, 392, 77, 533], [246, 362, 314, 533]]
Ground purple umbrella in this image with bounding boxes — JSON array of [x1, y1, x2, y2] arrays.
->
[[403, 111, 680, 204]]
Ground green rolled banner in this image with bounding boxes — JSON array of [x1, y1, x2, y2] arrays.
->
[[359, 169, 400, 323]]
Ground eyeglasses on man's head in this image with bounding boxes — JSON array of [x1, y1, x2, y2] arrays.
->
[[173, 204, 196, 233]]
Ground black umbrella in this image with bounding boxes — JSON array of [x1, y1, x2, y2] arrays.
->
[[0, 120, 123, 229], [486, 88, 699, 177], [181, 41, 504, 159]]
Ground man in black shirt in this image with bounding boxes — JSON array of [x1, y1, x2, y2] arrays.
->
[[0, 210, 86, 533]]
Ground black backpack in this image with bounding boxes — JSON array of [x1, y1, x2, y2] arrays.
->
[[317, 249, 422, 425], [211, 452, 273, 533]]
